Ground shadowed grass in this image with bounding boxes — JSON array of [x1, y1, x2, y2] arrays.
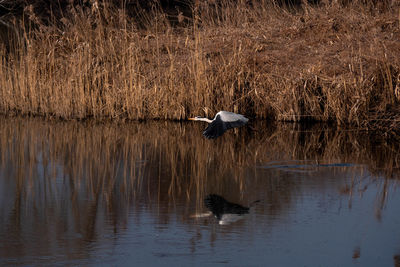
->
[[0, 1, 399, 130]]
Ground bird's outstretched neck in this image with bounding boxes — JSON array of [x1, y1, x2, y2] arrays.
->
[[188, 117, 213, 123]]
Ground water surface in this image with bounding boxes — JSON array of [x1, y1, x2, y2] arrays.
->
[[0, 118, 399, 266]]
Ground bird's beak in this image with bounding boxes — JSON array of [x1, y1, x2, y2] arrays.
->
[[188, 118, 196, 121]]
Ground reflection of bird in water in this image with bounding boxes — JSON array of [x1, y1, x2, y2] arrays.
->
[[352, 246, 361, 259], [188, 111, 249, 139], [204, 194, 260, 225]]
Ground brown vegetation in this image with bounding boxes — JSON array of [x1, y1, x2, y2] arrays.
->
[[0, 1, 399, 130]]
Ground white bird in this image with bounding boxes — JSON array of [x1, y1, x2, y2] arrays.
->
[[188, 111, 249, 139]]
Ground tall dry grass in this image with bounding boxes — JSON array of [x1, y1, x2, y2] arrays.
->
[[0, 1, 399, 129]]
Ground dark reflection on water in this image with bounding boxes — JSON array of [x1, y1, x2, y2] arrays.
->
[[0, 117, 399, 266], [203, 194, 260, 225]]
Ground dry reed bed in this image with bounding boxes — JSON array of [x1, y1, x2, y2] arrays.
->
[[0, 1, 399, 129]]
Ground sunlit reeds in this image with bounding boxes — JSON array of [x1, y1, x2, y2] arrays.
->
[[0, 1, 399, 130]]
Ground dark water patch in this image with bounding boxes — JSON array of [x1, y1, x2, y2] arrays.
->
[[258, 160, 358, 173]]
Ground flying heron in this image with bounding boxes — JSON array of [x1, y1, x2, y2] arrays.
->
[[188, 111, 249, 139]]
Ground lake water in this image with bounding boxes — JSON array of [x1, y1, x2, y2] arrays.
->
[[0, 117, 399, 266]]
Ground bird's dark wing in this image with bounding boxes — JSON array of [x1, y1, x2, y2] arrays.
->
[[202, 115, 227, 139], [204, 194, 249, 220], [203, 116, 248, 139], [204, 194, 226, 220], [224, 202, 249, 215], [223, 119, 248, 130]]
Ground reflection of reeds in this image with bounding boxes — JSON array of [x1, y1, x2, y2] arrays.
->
[[0, 117, 398, 208], [0, 117, 399, 260], [0, 1, 399, 130]]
